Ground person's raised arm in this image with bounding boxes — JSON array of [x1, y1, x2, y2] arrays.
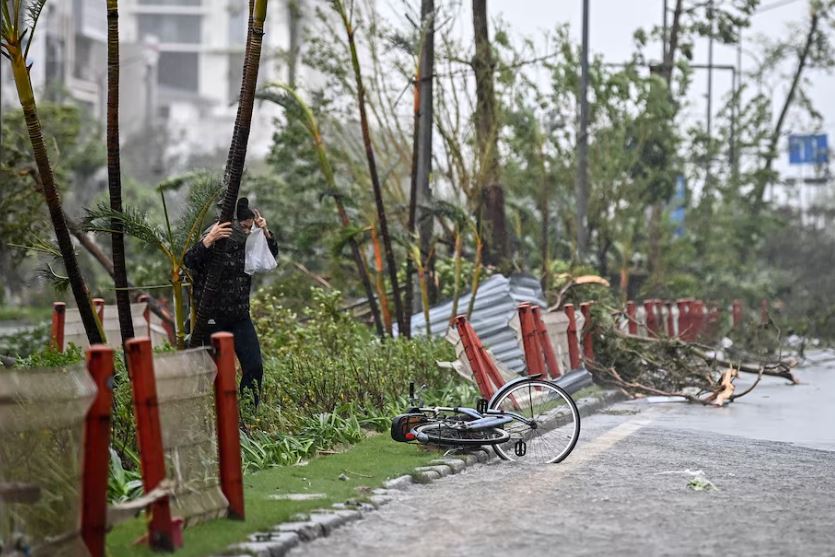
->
[[254, 209, 279, 257], [184, 221, 232, 268]]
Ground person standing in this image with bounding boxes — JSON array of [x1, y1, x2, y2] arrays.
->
[[184, 197, 277, 407]]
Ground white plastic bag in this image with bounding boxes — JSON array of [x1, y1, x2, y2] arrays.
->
[[244, 228, 277, 275]]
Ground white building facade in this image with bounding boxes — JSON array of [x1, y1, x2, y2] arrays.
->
[[2, 0, 298, 164]]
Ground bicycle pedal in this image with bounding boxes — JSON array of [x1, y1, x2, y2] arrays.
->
[[476, 398, 488, 413], [514, 440, 527, 457]]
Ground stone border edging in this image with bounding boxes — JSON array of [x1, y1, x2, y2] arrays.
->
[[216, 387, 623, 557]]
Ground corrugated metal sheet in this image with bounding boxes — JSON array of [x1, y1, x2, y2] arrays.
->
[[406, 274, 547, 373]]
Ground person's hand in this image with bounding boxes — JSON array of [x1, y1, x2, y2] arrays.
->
[[254, 209, 271, 237], [202, 221, 233, 247]]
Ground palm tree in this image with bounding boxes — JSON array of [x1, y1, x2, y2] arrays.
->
[[259, 83, 386, 338], [85, 175, 222, 349], [106, 0, 135, 346], [189, 0, 270, 347], [1, 0, 104, 345], [332, 0, 406, 335]]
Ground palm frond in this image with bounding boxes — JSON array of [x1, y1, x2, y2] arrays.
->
[[173, 174, 224, 257], [7, 237, 62, 258], [329, 224, 368, 257], [37, 263, 70, 293], [157, 170, 209, 193], [427, 199, 470, 226], [23, 0, 47, 59], [83, 201, 171, 257]]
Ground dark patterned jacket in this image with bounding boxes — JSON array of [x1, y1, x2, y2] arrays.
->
[[184, 223, 278, 324]]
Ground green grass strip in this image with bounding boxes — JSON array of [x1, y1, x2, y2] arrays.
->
[[106, 433, 440, 557]]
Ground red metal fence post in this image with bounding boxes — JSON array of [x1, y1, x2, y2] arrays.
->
[[51, 301, 66, 352], [676, 299, 689, 340], [455, 316, 494, 399], [626, 301, 638, 335], [138, 294, 153, 337], [81, 345, 115, 557], [93, 298, 105, 323], [518, 304, 545, 376], [564, 304, 581, 370], [125, 337, 175, 552], [732, 299, 743, 329], [580, 302, 594, 362], [644, 300, 658, 336], [211, 332, 245, 520], [159, 298, 176, 344], [531, 306, 561, 378], [693, 301, 706, 339], [665, 301, 675, 337]]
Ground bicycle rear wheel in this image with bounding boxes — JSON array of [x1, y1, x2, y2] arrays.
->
[[489, 379, 580, 464], [413, 420, 510, 447]]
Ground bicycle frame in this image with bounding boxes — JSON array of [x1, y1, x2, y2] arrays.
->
[[412, 406, 536, 430]]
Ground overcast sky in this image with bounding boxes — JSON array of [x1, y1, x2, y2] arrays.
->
[[382, 0, 834, 179]]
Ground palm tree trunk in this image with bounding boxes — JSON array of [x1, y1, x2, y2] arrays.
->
[[404, 61, 420, 338], [371, 223, 393, 335], [416, 0, 436, 304], [472, 0, 508, 267], [190, 0, 269, 347], [335, 0, 406, 336], [107, 0, 135, 346], [466, 228, 483, 320], [7, 47, 104, 345], [449, 226, 463, 327], [172, 274, 186, 350]]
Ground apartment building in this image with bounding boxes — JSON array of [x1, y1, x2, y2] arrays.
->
[[2, 0, 298, 164]]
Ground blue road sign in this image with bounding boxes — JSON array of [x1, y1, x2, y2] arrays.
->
[[788, 134, 828, 165], [670, 175, 686, 237]]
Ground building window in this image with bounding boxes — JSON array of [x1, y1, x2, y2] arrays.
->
[[158, 52, 199, 92], [138, 14, 202, 44]]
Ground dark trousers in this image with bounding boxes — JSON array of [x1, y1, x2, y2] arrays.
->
[[206, 317, 264, 408]]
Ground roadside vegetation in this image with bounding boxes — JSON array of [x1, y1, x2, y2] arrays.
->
[[0, 0, 833, 551]]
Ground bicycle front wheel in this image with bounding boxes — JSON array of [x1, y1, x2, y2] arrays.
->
[[414, 421, 511, 447], [489, 379, 580, 464]]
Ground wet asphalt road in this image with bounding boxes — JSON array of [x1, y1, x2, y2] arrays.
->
[[290, 350, 835, 557]]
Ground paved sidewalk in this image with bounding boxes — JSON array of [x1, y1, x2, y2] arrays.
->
[[289, 356, 835, 557]]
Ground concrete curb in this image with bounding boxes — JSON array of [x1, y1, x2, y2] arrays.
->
[[215, 388, 623, 556]]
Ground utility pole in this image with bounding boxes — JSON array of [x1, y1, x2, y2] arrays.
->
[[662, 0, 668, 61], [734, 28, 742, 181], [575, 0, 590, 260], [706, 0, 714, 187]]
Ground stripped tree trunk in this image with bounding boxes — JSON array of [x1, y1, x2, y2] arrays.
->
[[190, 0, 268, 347], [287, 0, 302, 87], [416, 0, 436, 303], [752, 7, 820, 210], [472, 0, 508, 268], [335, 0, 406, 334], [371, 223, 393, 335], [3, 24, 104, 345], [106, 0, 135, 346]]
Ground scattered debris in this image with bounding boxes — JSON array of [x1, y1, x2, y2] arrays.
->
[[656, 469, 719, 491]]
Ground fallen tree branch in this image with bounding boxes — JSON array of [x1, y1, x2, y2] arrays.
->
[[611, 330, 797, 383], [730, 365, 765, 401]]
